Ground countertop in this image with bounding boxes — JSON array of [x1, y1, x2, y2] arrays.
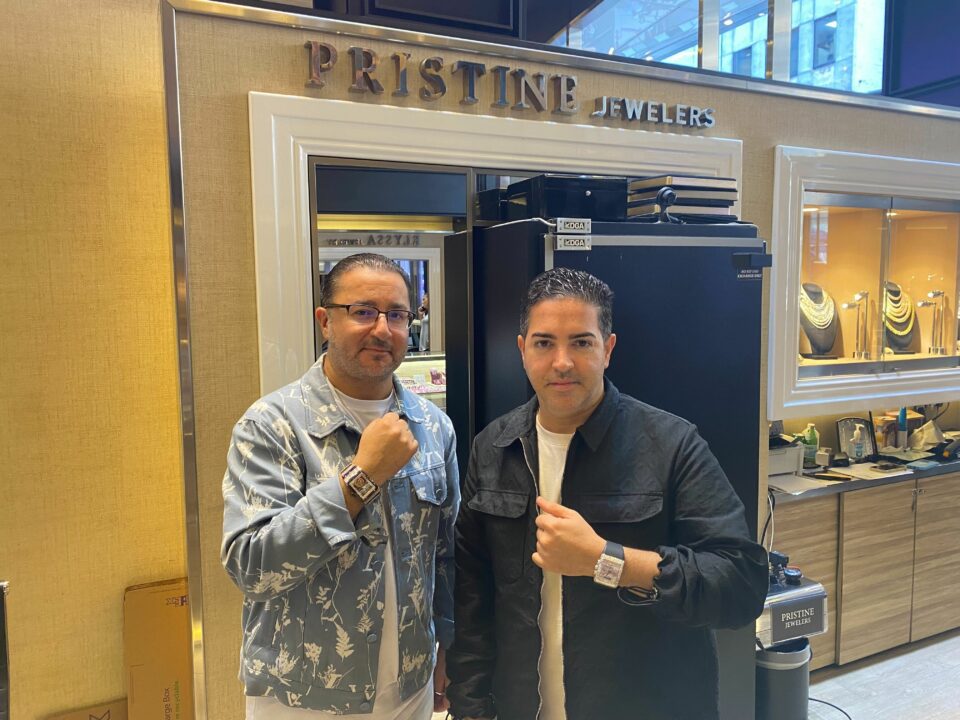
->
[[772, 457, 960, 504]]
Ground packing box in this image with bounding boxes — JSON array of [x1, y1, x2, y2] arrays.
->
[[123, 579, 193, 720], [48, 699, 127, 720]]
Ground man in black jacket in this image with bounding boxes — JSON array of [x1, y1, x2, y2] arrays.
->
[[446, 268, 768, 720]]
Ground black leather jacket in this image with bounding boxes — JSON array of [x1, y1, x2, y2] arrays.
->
[[447, 380, 768, 720]]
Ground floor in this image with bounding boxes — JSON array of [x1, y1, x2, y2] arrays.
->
[[432, 628, 960, 720], [808, 628, 960, 719]]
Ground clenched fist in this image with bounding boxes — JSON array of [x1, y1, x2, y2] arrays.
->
[[354, 412, 418, 485]]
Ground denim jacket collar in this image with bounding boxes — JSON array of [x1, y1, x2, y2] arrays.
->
[[301, 356, 426, 440]]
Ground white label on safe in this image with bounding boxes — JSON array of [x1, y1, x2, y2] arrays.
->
[[555, 235, 592, 251], [556, 218, 592, 233]]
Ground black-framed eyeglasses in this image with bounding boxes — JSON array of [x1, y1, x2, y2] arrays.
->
[[324, 303, 416, 329]]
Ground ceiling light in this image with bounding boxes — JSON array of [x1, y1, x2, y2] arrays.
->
[[803, 207, 819, 213], [645, 54, 654, 61], [826, 20, 837, 28], [723, 17, 734, 26]]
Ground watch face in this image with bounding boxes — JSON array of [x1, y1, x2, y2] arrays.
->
[[344, 466, 379, 503], [595, 556, 624, 588]]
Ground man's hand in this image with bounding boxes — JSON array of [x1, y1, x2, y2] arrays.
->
[[433, 645, 450, 712], [354, 412, 418, 485], [532, 497, 605, 577]]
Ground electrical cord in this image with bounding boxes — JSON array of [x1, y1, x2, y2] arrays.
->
[[761, 488, 776, 551], [809, 697, 853, 719], [807, 645, 852, 718], [932, 402, 950, 423]]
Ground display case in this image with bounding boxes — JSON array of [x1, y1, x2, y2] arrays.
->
[[797, 192, 960, 376], [770, 147, 960, 419]]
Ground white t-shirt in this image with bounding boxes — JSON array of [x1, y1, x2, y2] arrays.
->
[[536, 415, 574, 720], [246, 383, 432, 720]]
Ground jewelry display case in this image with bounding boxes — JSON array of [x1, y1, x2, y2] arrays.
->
[[771, 147, 960, 419]]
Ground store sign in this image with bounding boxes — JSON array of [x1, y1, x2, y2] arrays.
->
[[322, 233, 423, 247], [771, 597, 825, 644], [305, 42, 717, 129]]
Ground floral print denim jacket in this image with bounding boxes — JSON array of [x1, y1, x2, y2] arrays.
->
[[221, 358, 459, 713]]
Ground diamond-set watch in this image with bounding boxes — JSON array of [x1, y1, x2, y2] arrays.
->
[[341, 463, 380, 504], [593, 540, 625, 588]]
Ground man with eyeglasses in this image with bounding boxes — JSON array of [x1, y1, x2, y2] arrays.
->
[[222, 253, 459, 720]]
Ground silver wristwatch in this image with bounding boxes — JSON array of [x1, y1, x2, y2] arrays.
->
[[341, 463, 380, 504], [593, 541, 625, 588]]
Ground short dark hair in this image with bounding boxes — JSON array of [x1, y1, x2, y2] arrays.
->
[[319, 253, 412, 307], [520, 268, 614, 338]]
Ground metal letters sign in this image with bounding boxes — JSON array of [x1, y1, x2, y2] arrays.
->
[[556, 218, 591, 233], [319, 232, 423, 247], [304, 42, 716, 129], [554, 234, 592, 251]]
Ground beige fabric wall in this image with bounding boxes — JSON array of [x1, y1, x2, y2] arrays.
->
[[0, 1, 186, 718], [167, 11, 960, 719]]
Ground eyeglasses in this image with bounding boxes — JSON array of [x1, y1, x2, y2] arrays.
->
[[324, 303, 416, 329]]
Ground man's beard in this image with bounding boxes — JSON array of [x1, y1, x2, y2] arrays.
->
[[327, 338, 401, 380]]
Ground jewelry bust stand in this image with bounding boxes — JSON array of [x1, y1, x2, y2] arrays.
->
[[799, 282, 839, 358], [882, 281, 918, 353]]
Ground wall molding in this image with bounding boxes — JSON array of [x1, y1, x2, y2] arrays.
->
[[249, 92, 742, 393]]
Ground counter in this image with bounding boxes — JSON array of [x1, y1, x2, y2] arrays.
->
[[772, 457, 960, 504]]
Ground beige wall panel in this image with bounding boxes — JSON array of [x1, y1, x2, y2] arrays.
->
[[0, 1, 185, 718], [169, 11, 960, 718]]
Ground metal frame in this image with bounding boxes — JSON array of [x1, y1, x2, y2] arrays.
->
[[0, 581, 8, 720], [161, 4, 207, 720], [167, 0, 960, 120], [769, 145, 960, 419]]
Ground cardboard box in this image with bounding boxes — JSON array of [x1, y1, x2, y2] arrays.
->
[[48, 699, 127, 720], [123, 579, 193, 720]]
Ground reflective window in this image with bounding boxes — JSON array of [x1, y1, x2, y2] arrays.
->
[[550, 0, 699, 66], [548, 0, 885, 94], [719, 2, 769, 79], [790, 0, 884, 92]]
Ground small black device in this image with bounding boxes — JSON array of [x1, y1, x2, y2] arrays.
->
[[870, 461, 902, 472]]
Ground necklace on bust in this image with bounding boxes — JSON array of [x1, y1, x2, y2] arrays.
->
[[799, 285, 836, 329], [883, 285, 915, 335]]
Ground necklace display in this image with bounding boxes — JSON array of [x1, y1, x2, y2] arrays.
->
[[799, 286, 836, 329], [883, 285, 915, 336]]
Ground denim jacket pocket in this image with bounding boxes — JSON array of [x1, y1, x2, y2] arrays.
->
[[408, 464, 447, 506]]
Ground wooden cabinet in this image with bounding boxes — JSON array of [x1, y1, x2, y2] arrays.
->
[[837, 482, 917, 664], [911, 473, 960, 642], [773, 494, 840, 670], [775, 472, 960, 668]]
